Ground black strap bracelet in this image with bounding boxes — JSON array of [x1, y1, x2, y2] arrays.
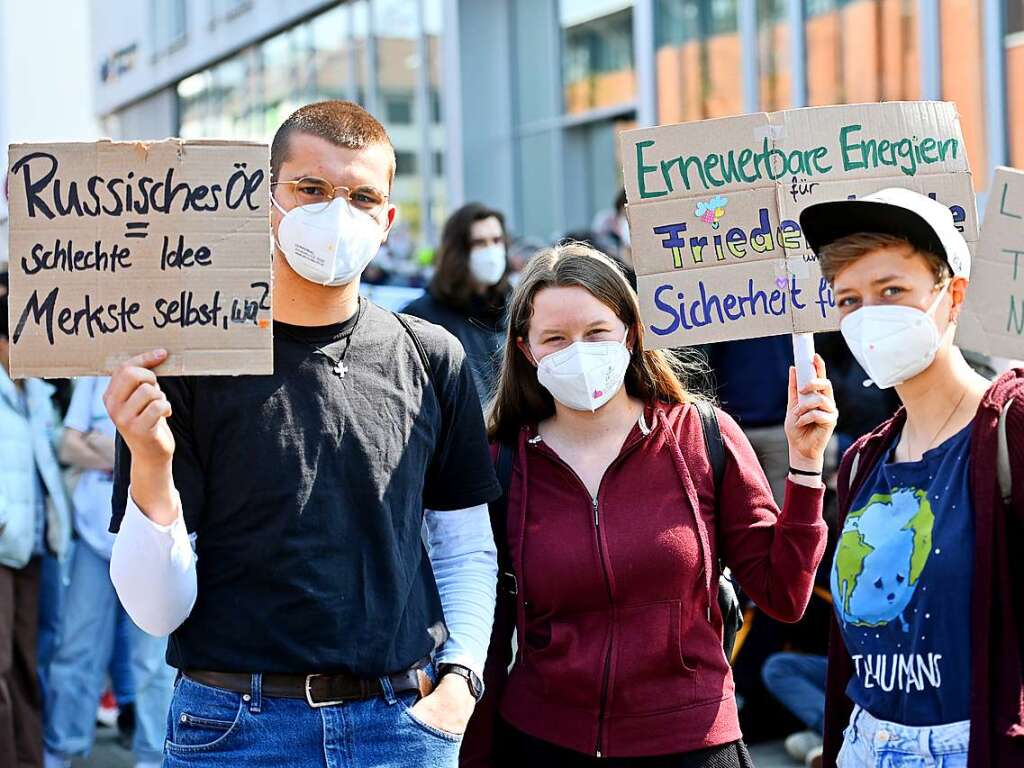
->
[[789, 466, 823, 477]]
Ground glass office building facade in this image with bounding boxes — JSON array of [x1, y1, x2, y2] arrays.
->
[[94, 0, 1024, 250], [174, 0, 443, 251]]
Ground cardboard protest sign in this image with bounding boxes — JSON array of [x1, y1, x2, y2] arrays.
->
[[6, 139, 273, 377], [957, 166, 1024, 359], [621, 101, 977, 348]]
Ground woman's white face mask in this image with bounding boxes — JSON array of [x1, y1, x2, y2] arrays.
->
[[840, 282, 951, 389], [534, 336, 631, 412], [273, 196, 384, 286], [469, 244, 507, 286]]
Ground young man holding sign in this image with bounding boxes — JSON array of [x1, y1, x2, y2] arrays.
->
[[104, 101, 501, 766], [798, 189, 1024, 768]]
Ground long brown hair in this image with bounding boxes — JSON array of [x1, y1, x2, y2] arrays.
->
[[487, 242, 693, 443], [429, 203, 510, 312]]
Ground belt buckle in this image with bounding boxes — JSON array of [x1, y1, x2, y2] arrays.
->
[[304, 674, 345, 708]]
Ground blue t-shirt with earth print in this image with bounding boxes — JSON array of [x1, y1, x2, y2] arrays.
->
[[831, 423, 973, 726]]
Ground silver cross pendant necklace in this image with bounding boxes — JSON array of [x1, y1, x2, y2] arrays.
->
[[278, 299, 363, 379]]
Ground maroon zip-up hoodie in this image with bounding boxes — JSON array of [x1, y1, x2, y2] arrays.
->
[[822, 369, 1024, 768], [461, 401, 827, 762]]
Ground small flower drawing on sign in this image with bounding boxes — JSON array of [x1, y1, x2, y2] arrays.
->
[[694, 195, 729, 229]]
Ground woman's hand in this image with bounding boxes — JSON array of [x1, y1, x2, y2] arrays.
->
[[784, 354, 838, 480]]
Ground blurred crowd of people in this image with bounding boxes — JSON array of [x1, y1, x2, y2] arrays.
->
[[0, 273, 175, 768]]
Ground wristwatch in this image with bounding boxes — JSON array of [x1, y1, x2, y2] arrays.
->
[[437, 663, 485, 701]]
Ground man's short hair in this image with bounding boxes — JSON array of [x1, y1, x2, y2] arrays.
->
[[819, 232, 951, 285], [270, 100, 396, 184]]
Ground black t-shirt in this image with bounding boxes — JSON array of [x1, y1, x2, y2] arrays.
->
[[111, 300, 501, 677]]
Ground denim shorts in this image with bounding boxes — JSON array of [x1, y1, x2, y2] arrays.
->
[[837, 705, 970, 768]]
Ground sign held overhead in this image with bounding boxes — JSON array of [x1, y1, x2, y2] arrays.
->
[[6, 139, 273, 378], [620, 101, 977, 349]]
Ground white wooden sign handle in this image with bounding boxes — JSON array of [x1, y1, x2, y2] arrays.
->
[[792, 332, 816, 405]]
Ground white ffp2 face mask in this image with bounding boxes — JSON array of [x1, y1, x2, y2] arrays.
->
[[469, 244, 507, 286], [535, 338, 632, 412], [273, 197, 383, 286], [840, 284, 950, 389]]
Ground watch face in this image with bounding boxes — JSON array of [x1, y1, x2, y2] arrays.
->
[[442, 665, 483, 699], [467, 671, 483, 697]]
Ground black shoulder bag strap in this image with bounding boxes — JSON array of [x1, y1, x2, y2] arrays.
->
[[693, 399, 743, 664], [393, 311, 455, 467], [393, 311, 438, 390]]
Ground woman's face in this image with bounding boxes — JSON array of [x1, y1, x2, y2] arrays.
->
[[832, 243, 958, 324], [519, 285, 628, 364]]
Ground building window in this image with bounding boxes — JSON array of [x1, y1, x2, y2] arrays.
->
[[310, 4, 352, 101], [430, 90, 442, 124], [710, 0, 739, 34], [939, 0, 986, 186], [758, 0, 789, 110], [395, 150, 418, 175], [1010, 0, 1024, 32], [655, 0, 742, 123], [560, 0, 636, 115], [384, 93, 414, 124], [804, 0, 919, 107], [177, 0, 445, 257], [151, 0, 187, 57]]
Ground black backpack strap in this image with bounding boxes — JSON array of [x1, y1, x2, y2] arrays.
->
[[492, 440, 518, 596], [393, 311, 438, 391], [392, 311, 454, 463], [694, 399, 726, 493], [692, 399, 743, 662]]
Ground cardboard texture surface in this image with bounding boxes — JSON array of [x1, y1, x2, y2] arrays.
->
[[6, 139, 273, 377], [621, 101, 976, 349], [957, 166, 1024, 359]]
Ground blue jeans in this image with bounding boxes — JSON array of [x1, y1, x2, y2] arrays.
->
[[163, 664, 462, 767], [111, 606, 136, 704], [37, 552, 66, 710], [761, 652, 827, 733], [838, 705, 969, 768], [44, 540, 175, 763]]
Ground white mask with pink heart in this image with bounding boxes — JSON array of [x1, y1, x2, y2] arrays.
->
[[533, 336, 632, 412]]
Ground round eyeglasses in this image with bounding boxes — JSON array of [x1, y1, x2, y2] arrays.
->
[[271, 176, 389, 218]]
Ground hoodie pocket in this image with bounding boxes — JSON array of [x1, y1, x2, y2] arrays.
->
[[522, 608, 608, 711], [610, 600, 698, 716]]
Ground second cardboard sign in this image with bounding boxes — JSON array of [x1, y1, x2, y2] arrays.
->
[[620, 101, 977, 349]]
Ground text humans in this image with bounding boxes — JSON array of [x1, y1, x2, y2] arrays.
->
[[461, 243, 838, 767], [104, 101, 501, 767], [799, 189, 1024, 768]]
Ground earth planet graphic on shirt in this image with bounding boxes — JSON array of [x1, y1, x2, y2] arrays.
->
[[831, 487, 934, 630]]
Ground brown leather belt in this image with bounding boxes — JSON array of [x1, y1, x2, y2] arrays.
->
[[185, 666, 433, 708]]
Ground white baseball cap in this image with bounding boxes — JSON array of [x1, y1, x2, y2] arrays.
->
[[800, 187, 970, 279]]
